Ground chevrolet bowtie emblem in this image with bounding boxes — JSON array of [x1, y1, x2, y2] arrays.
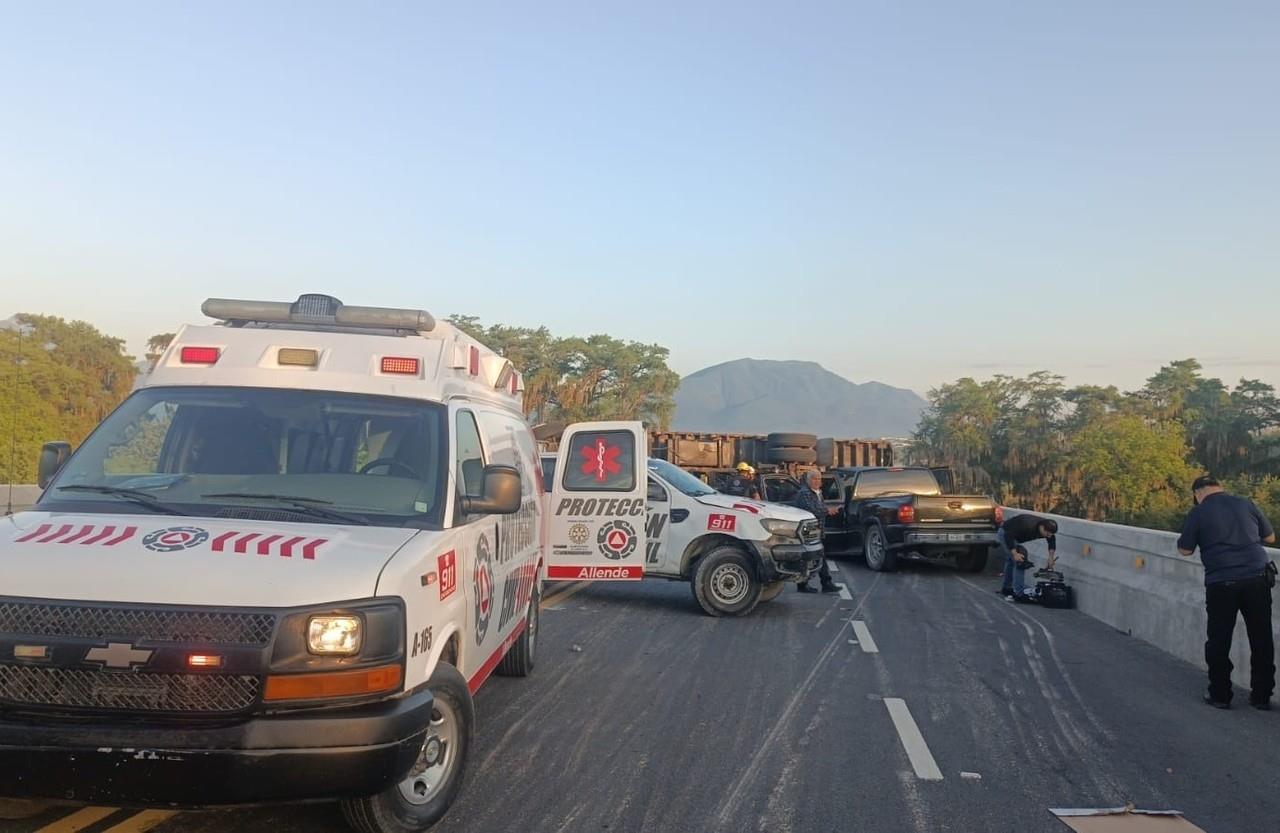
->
[[84, 642, 154, 669]]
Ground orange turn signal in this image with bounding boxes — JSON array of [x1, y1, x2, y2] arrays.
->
[[263, 664, 402, 702]]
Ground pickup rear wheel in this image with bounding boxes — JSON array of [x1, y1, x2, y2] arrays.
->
[[340, 663, 474, 833], [956, 548, 988, 573], [692, 546, 762, 617], [863, 523, 898, 573]]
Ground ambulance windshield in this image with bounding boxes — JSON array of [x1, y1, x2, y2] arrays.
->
[[41, 386, 447, 528]]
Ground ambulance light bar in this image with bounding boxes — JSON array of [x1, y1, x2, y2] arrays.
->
[[202, 294, 436, 334]]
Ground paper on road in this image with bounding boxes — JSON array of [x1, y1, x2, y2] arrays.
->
[[1050, 807, 1207, 833]]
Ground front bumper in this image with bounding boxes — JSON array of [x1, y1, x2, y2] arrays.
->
[[0, 688, 432, 807], [755, 539, 824, 582]]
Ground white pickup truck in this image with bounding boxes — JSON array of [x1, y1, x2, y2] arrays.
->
[[542, 454, 824, 615]]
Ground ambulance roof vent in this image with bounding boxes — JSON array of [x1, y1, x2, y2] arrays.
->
[[202, 294, 436, 334]]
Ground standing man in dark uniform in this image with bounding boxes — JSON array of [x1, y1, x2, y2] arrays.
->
[[794, 469, 839, 593], [1177, 476, 1276, 710], [996, 514, 1058, 601], [723, 462, 762, 500]]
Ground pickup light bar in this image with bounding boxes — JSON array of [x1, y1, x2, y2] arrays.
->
[[202, 294, 436, 334], [380, 356, 420, 375]]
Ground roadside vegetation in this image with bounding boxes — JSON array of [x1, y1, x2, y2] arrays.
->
[[909, 360, 1280, 532], [0, 313, 680, 483]]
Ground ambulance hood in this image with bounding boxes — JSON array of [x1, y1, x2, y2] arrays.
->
[[1, 512, 421, 608], [694, 494, 813, 522]]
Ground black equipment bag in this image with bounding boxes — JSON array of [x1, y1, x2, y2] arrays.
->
[[1034, 569, 1075, 609]]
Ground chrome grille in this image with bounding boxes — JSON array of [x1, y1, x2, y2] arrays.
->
[[0, 664, 261, 713], [0, 601, 276, 646]]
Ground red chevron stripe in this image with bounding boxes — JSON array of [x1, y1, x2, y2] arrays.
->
[[302, 539, 327, 560], [59, 525, 97, 544], [233, 533, 261, 554], [102, 527, 138, 546], [80, 526, 117, 545], [255, 534, 283, 556], [15, 524, 52, 542], [37, 524, 74, 543], [278, 536, 306, 557], [211, 531, 238, 552]]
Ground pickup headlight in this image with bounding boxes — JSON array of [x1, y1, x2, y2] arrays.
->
[[761, 518, 800, 538], [307, 615, 363, 655]]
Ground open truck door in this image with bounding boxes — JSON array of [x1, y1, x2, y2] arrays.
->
[[547, 421, 648, 581]]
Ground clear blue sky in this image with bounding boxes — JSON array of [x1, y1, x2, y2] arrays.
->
[[2, 1, 1277, 394]]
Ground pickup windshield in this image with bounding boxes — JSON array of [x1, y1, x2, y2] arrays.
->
[[647, 458, 716, 497], [853, 469, 942, 498], [40, 386, 447, 528]]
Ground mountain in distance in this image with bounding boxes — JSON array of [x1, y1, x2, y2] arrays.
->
[[673, 359, 927, 439]]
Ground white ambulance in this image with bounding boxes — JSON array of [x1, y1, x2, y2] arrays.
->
[[0, 294, 690, 833], [541, 455, 825, 615]]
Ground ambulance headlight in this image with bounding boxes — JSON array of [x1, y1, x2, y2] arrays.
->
[[307, 615, 363, 656], [761, 519, 800, 538]]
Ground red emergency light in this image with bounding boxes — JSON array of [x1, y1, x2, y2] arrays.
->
[[380, 356, 420, 375], [179, 346, 221, 365]]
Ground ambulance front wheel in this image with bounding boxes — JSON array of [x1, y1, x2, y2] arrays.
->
[[341, 663, 474, 833]]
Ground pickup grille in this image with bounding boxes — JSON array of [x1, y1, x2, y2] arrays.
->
[[0, 664, 261, 714], [0, 601, 276, 647], [799, 519, 823, 544]]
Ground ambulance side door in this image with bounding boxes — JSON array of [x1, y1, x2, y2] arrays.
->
[[547, 422, 648, 581]]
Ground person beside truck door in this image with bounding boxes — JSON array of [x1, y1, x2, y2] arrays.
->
[[1177, 475, 1275, 711], [794, 469, 839, 594], [723, 462, 762, 500], [996, 514, 1058, 601]]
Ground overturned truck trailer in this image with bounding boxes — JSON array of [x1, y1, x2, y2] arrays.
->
[[537, 425, 894, 479]]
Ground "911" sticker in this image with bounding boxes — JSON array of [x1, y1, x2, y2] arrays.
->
[[707, 514, 736, 532]]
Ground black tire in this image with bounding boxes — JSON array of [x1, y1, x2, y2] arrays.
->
[[956, 548, 988, 573], [341, 663, 474, 833], [692, 546, 762, 617], [767, 432, 818, 448], [863, 523, 898, 573], [496, 579, 539, 676], [767, 447, 818, 464], [758, 580, 787, 603]]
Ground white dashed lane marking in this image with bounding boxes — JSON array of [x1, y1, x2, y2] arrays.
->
[[884, 698, 944, 781], [851, 620, 879, 653], [837, 583, 853, 600]]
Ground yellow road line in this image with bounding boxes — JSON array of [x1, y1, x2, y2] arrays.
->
[[541, 581, 590, 610], [34, 806, 118, 833], [102, 810, 179, 832]]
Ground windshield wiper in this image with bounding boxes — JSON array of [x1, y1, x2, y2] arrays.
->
[[56, 485, 191, 516], [202, 492, 370, 526]]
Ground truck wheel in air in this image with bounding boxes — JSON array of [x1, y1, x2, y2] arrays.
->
[[692, 546, 762, 617], [767, 446, 818, 464], [767, 432, 818, 448], [955, 548, 988, 573], [862, 523, 898, 573], [758, 580, 787, 603], [341, 663, 474, 833], [496, 581, 539, 676]]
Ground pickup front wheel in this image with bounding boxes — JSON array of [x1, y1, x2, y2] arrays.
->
[[692, 546, 762, 617], [863, 523, 898, 573]]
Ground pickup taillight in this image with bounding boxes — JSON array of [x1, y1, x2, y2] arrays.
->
[[897, 504, 915, 524], [994, 506, 1004, 525]]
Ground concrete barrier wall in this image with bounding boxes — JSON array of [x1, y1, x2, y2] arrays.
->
[[2, 485, 43, 515], [1005, 509, 1279, 692]]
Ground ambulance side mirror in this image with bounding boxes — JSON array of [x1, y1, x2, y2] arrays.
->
[[38, 441, 73, 489], [461, 464, 522, 515]]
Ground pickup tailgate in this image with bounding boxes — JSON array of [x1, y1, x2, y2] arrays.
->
[[911, 495, 997, 525]]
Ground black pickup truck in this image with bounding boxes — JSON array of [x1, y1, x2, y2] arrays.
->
[[765, 466, 1000, 573]]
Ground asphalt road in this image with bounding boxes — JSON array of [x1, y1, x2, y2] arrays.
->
[[3, 557, 1277, 833]]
